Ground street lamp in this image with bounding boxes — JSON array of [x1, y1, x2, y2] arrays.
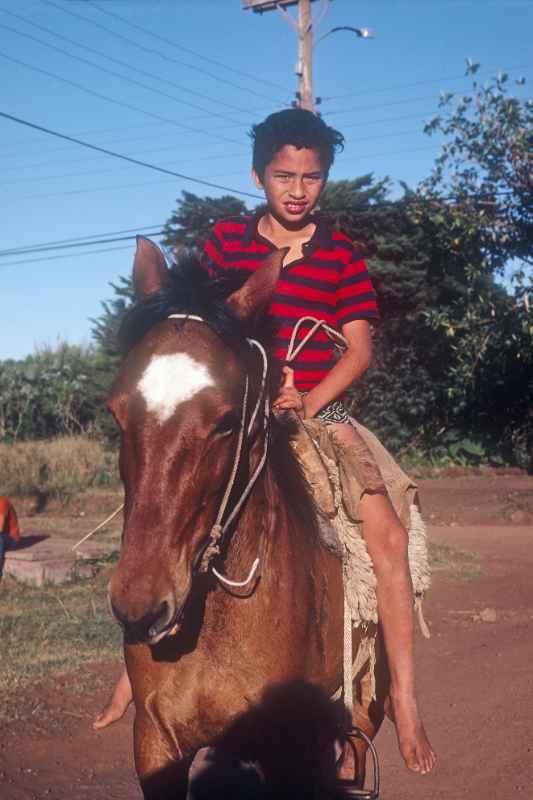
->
[[311, 25, 374, 110], [315, 25, 375, 45], [242, 0, 374, 111]]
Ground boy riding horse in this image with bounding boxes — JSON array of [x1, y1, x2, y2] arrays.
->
[[95, 109, 436, 777]]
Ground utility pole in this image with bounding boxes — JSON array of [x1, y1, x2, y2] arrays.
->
[[297, 0, 313, 111], [241, 0, 322, 112], [242, 1, 372, 112]]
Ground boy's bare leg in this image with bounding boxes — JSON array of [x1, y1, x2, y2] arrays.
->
[[359, 491, 436, 773], [93, 667, 133, 730], [329, 422, 436, 775]]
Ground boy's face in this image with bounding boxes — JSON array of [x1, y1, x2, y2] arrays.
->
[[252, 145, 326, 227]]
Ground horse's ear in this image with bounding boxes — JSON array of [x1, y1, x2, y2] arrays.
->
[[133, 236, 170, 298], [226, 247, 288, 322]]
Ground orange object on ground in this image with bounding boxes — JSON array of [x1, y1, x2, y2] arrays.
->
[[0, 496, 20, 542]]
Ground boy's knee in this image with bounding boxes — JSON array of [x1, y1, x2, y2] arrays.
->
[[385, 519, 409, 554], [328, 422, 357, 448]]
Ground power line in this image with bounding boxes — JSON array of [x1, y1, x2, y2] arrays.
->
[[1, 9, 256, 118], [43, 0, 287, 103], [2, 176, 181, 203], [0, 231, 164, 256], [0, 149, 445, 204], [0, 51, 245, 147], [86, 0, 290, 95], [1, 106, 448, 176], [0, 243, 138, 270], [3, 161, 248, 188], [0, 121, 169, 158], [1, 111, 441, 174], [1, 121, 443, 194], [0, 111, 263, 200], [323, 94, 449, 117], [320, 64, 531, 102], [0, 122, 256, 166], [0, 20, 251, 128], [0, 147, 442, 202], [323, 75, 531, 119], [340, 110, 437, 132], [4, 124, 437, 186], [5, 58, 524, 160], [1, 145, 249, 176], [2, 185, 519, 267], [0, 229, 166, 258]]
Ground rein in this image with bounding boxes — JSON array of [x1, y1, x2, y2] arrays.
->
[[198, 315, 348, 586], [73, 316, 347, 560], [168, 314, 270, 588], [285, 315, 347, 363]]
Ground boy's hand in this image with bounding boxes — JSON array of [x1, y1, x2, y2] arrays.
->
[[273, 366, 305, 416]]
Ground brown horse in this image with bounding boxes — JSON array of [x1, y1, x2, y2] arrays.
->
[[107, 238, 387, 798]]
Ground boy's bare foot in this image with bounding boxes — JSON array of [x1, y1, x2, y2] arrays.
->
[[93, 669, 133, 730], [93, 696, 131, 730], [389, 692, 436, 775]]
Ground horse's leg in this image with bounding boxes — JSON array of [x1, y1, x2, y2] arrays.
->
[[134, 710, 192, 800]]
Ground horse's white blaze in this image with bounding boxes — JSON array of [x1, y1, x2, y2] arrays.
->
[[138, 353, 213, 423]]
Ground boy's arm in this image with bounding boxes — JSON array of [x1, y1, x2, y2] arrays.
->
[[303, 319, 372, 419], [273, 319, 372, 418], [274, 242, 378, 417]]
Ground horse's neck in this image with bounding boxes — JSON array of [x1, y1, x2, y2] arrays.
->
[[223, 461, 314, 584]]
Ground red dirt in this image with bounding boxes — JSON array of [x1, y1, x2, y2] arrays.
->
[[1, 473, 532, 799]]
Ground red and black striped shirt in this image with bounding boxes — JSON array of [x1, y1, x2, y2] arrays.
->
[[203, 215, 379, 391]]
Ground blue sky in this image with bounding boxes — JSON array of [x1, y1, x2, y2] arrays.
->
[[1, 0, 531, 359]]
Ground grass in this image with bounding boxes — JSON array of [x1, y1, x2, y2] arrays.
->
[[0, 435, 120, 500], [429, 541, 482, 579], [0, 563, 122, 723], [0, 541, 480, 726]]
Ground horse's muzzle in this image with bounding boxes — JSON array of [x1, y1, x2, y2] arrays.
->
[[110, 593, 179, 645]]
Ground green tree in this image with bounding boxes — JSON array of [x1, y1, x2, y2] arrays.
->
[[91, 275, 135, 358], [89, 178, 468, 453], [162, 191, 249, 252], [319, 177, 461, 451], [413, 66, 533, 467], [91, 191, 251, 363]]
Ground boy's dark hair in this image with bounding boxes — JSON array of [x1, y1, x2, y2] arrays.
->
[[250, 109, 344, 180]]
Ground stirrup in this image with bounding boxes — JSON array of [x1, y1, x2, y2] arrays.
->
[[336, 726, 380, 799]]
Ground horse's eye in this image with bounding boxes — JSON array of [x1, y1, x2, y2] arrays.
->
[[214, 411, 241, 437]]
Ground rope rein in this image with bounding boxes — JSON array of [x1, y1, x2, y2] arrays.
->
[[285, 317, 355, 717], [76, 309, 384, 775], [167, 315, 270, 586], [73, 316, 345, 582], [285, 315, 347, 363], [74, 313, 358, 717]]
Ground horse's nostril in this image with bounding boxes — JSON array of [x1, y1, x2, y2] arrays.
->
[[148, 600, 172, 638], [110, 594, 177, 643]]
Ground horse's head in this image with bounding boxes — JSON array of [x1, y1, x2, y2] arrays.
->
[[107, 237, 285, 645]]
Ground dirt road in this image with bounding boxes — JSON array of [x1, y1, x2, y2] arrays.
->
[[1, 473, 532, 799]]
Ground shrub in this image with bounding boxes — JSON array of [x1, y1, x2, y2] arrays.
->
[[0, 435, 119, 500]]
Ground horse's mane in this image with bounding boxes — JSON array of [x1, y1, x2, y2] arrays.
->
[[119, 250, 320, 539], [118, 250, 254, 356]]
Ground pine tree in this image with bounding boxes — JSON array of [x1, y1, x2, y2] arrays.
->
[[162, 191, 249, 253]]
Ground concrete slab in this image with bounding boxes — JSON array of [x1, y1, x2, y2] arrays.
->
[[74, 539, 117, 561], [4, 533, 116, 587], [4, 556, 76, 587]]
